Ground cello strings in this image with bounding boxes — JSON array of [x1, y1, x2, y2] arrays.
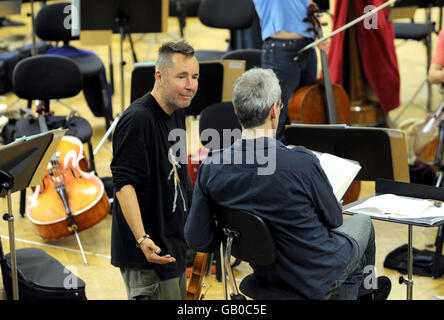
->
[[0, 235, 111, 259]]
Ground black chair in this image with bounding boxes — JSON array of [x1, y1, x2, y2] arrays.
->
[[198, 101, 241, 150], [195, 0, 255, 61], [194, 102, 241, 280], [215, 206, 305, 300], [34, 1, 113, 129], [12, 54, 96, 216], [221, 49, 262, 71], [393, 21, 435, 114]]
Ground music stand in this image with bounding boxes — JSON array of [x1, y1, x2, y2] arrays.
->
[[78, 0, 168, 113], [0, 128, 66, 300], [284, 124, 410, 182], [343, 179, 444, 300]]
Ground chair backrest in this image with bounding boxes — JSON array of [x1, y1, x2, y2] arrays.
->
[[198, 0, 254, 30], [198, 101, 242, 150], [13, 55, 82, 101], [393, 21, 435, 41], [35, 2, 78, 43], [221, 49, 262, 71], [215, 206, 276, 266]]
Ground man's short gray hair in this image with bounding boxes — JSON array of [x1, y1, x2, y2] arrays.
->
[[232, 68, 281, 129], [155, 41, 195, 71]]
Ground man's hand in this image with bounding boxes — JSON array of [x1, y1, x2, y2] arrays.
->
[[139, 238, 176, 264], [317, 39, 330, 54], [307, 2, 320, 18]]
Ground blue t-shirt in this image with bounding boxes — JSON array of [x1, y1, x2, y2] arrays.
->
[[253, 0, 313, 40]]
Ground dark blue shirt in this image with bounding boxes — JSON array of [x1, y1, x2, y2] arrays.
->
[[184, 137, 354, 299]]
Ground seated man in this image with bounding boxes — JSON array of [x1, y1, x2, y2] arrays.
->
[[184, 68, 390, 300]]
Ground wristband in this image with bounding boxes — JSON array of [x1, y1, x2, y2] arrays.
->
[[136, 234, 151, 247]]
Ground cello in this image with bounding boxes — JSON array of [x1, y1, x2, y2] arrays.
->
[[287, 3, 360, 204], [414, 87, 444, 166], [186, 252, 210, 300], [27, 135, 110, 241]]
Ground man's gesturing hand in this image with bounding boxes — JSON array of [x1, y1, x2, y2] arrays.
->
[[139, 238, 176, 264]]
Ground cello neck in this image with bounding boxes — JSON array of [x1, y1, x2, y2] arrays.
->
[[306, 3, 338, 124], [320, 47, 338, 124]]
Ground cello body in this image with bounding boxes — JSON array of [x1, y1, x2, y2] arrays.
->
[[413, 101, 444, 166], [288, 80, 350, 124], [27, 136, 109, 240]]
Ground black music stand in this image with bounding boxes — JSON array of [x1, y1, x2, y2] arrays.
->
[[0, 129, 66, 300], [284, 124, 400, 182], [78, 0, 166, 113]]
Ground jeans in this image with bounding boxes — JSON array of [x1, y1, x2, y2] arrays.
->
[[261, 37, 318, 141], [326, 214, 376, 300]]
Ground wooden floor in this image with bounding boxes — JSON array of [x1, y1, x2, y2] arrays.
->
[[1, 1, 444, 300]]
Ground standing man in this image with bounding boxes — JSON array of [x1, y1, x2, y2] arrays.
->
[[110, 41, 199, 300], [253, 0, 329, 141]]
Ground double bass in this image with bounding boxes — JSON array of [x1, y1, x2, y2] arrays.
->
[[287, 4, 360, 204]]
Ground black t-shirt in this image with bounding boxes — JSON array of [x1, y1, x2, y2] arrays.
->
[[110, 93, 191, 280]]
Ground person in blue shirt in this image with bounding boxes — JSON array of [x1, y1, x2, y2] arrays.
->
[[253, 0, 329, 141], [184, 68, 391, 300]]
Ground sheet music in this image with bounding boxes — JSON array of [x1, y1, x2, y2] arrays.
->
[[312, 151, 361, 201], [346, 194, 444, 225]]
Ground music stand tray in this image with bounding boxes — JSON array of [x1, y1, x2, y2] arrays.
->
[[0, 128, 66, 300]]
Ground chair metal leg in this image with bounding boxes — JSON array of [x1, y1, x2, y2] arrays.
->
[[19, 189, 26, 218], [220, 243, 228, 300], [432, 225, 444, 279], [221, 229, 246, 300]]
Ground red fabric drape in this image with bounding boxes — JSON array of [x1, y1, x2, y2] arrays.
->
[[327, 0, 400, 113]]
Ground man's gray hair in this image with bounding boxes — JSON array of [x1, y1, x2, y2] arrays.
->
[[232, 68, 282, 129], [155, 41, 195, 71]]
